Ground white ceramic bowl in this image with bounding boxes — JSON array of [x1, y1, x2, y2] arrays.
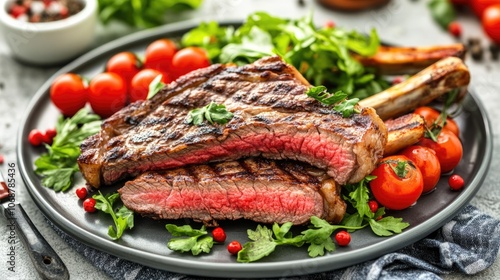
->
[[0, 0, 98, 65]]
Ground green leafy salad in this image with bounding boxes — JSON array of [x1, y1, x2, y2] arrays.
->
[[181, 12, 390, 99]]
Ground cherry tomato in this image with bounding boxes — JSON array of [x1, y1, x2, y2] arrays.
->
[[414, 106, 460, 136], [212, 227, 227, 243], [171, 47, 210, 79], [400, 145, 441, 194], [50, 73, 88, 117], [482, 4, 500, 44], [449, 174, 465, 191], [227, 241, 242, 255], [335, 231, 351, 247], [76, 187, 88, 200], [417, 129, 463, 173], [144, 39, 177, 74], [369, 155, 424, 210], [129, 69, 169, 102], [471, 0, 500, 18], [83, 198, 96, 213], [106, 52, 142, 88], [28, 129, 44, 146], [88, 72, 128, 118]]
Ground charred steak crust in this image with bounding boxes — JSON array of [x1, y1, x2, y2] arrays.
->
[[79, 56, 388, 188], [118, 158, 346, 226]]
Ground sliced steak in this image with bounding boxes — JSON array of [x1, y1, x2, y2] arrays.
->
[[79, 56, 387, 188], [118, 158, 346, 226]]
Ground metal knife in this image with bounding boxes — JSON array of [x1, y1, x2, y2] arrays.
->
[[0, 170, 69, 280]]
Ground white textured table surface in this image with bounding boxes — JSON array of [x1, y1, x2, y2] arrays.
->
[[1, 0, 500, 279]]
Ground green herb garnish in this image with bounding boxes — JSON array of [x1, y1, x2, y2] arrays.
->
[[166, 224, 214, 255], [146, 74, 165, 99], [34, 108, 101, 192], [237, 223, 304, 263], [187, 102, 234, 125], [306, 85, 360, 117], [428, 0, 456, 30], [93, 191, 135, 240], [342, 177, 410, 236]]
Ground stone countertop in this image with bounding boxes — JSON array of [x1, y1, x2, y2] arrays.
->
[[1, 0, 499, 279]]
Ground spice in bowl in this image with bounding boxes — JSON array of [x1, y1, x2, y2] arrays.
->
[[7, 0, 85, 23]]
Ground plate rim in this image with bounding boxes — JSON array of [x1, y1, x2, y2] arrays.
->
[[16, 19, 494, 278]]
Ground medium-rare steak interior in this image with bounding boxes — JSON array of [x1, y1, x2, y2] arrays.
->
[[78, 56, 388, 188], [118, 158, 346, 226]]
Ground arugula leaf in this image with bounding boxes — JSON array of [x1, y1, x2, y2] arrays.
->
[[93, 191, 135, 240], [165, 224, 214, 255], [98, 0, 203, 28], [369, 216, 409, 236], [34, 108, 101, 192], [428, 0, 456, 30], [187, 102, 234, 125], [182, 12, 389, 97]]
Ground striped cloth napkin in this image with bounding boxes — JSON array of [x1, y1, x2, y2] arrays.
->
[[50, 204, 500, 280]]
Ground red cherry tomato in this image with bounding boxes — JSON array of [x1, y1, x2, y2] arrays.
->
[[369, 155, 424, 210], [50, 73, 88, 117], [227, 241, 242, 255], [212, 227, 227, 243], [400, 145, 441, 194], [144, 39, 177, 74], [106, 52, 142, 88], [171, 47, 210, 79], [482, 5, 500, 44], [76, 187, 88, 200], [129, 69, 169, 102], [449, 174, 465, 191], [28, 129, 44, 146], [88, 72, 128, 118], [83, 198, 96, 213], [335, 231, 351, 247], [417, 129, 463, 173], [471, 0, 500, 18], [414, 106, 460, 136]]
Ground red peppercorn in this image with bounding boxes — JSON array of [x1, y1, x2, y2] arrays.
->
[[0, 154, 4, 164], [449, 174, 465, 191], [392, 76, 404, 85], [325, 20, 335, 28], [83, 198, 97, 213], [335, 230, 351, 247], [45, 128, 57, 140], [227, 241, 242, 255], [368, 200, 378, 213], [76, 187, 88, 200], [9, 5, 27, 18], [448, 22, 462, 38], [28, 129, 44, 146], [212, 227, 227, 243]]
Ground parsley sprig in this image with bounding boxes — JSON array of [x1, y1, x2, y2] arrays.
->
[[187, 102, 234, 125], [34, 108, 101, 192], [166, 224, 214, 255], [306, 85, 360, 117], [93, 191, 135, 240]]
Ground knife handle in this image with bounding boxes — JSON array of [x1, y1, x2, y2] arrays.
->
[[12, 203, 69, 280]]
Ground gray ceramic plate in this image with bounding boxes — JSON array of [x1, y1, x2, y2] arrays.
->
[[17, 20, 493, 278]]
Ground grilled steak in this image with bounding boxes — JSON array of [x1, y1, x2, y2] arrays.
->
[[118, 158, 346, 226], [79, 56, 388, 188]]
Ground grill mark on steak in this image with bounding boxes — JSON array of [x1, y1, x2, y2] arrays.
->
[[79, 56, 387, 188], [118, 158, 346, 226]]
